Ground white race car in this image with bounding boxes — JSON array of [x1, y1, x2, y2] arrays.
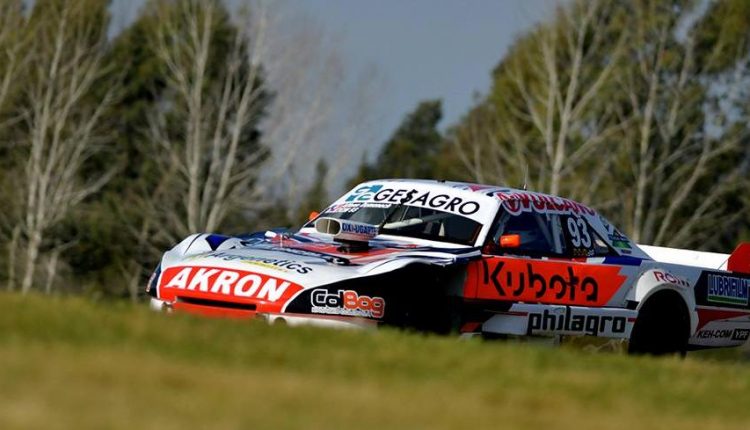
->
[[147, 179, 750, 355]]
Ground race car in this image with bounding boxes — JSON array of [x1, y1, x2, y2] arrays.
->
[[147, 179, 750, 355]]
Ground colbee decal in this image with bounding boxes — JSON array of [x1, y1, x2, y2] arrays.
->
[[310, 289, 385, 319]]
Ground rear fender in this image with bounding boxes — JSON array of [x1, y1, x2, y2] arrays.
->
[[632, 268, 698, 336]]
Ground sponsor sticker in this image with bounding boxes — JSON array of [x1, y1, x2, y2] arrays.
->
[[345, 185, 482, 216], [475, 258, 627, 307], [494, 191, 595, 216], [608, 232, 632, 251], [653, 271, 690, 288], [202, 252, 313, 274], [733, 329, 750, 341], [325, 202, 390, 214], [696, 329, 734, 340], [310, 289, 385, 319], [707, 274, 750, 306], [160, 266, 302, 303], [340, 221, 378, 236], [527, 307, 628, 337], [345, 184, 384, 202]]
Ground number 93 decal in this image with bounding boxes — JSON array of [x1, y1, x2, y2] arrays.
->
[[566, 216, 591, 248]]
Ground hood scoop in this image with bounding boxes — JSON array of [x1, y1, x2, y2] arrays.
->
[[315, 217, 378, 252]]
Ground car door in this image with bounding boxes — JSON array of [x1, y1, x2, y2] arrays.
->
[[464, 210, 629, 308]]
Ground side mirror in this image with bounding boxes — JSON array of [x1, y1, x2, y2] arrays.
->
[[499, 234, 521, 248], [308, 211, 320, 222]]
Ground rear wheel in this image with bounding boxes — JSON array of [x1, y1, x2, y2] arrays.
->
[[628, 291, 690, 356]]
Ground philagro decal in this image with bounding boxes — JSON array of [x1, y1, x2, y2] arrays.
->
[[732, 329, 750, 341], [474, 258, 627, 306], [310, 289, 385, 319], [527, 307, 628, 337], [494, 190, 595, 216], [707, 274, 750, 306], [159, 266, 303, 306]]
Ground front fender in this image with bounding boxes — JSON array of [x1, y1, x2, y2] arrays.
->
[[162, 233, 244, 266]]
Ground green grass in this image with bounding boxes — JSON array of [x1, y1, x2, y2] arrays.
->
[[1, 293, 750, 429]]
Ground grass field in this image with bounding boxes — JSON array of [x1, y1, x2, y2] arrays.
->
[[1, 293, 750, 429]]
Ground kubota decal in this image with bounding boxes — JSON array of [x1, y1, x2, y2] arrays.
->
[[159, 266, 303, 312], [471, 258, 627, 306]]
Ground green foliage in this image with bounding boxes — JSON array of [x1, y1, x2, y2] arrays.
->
[[348, 99, 445, 187], [295, 160, 329, 225], [437, 0, 750, 251], [693, 0, 750, 73], [2, 0, 750, 297], [0, 0, 275, 296], [64, 0, 271, 296]]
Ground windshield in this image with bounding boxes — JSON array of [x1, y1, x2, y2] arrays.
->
[[309, 202, 482, 246]]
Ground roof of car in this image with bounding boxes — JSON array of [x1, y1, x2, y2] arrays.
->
[[371, 179, 598, 216], [354, 179, 649, 259]]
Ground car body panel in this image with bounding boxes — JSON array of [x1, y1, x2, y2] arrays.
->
[[149, 179, 750, 350]]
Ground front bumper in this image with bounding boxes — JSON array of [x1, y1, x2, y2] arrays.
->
[[149, 297, 376, 329]]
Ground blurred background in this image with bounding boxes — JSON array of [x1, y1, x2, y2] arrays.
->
[[1, 0, 749, 299]]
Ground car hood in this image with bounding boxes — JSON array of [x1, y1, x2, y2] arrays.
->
[[154, 232, 480, 308]]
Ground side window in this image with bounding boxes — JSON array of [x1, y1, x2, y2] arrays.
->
[[560, 215, 611, 257], [490, 211, 565, 256]]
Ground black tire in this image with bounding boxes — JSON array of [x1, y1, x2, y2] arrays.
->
[[628, 291, 690, 356], [391, 266, 462, 335], [400, 289, 460, 334]]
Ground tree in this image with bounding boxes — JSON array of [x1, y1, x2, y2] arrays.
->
[[6, 0, 116, 294], [448, 0, 627, 198], [296, 160, 329, 225], [0, 0, 26, 125], [606, 0, 747, 247], [349, 99, 444, 187], [445, 0, 750, 251]]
